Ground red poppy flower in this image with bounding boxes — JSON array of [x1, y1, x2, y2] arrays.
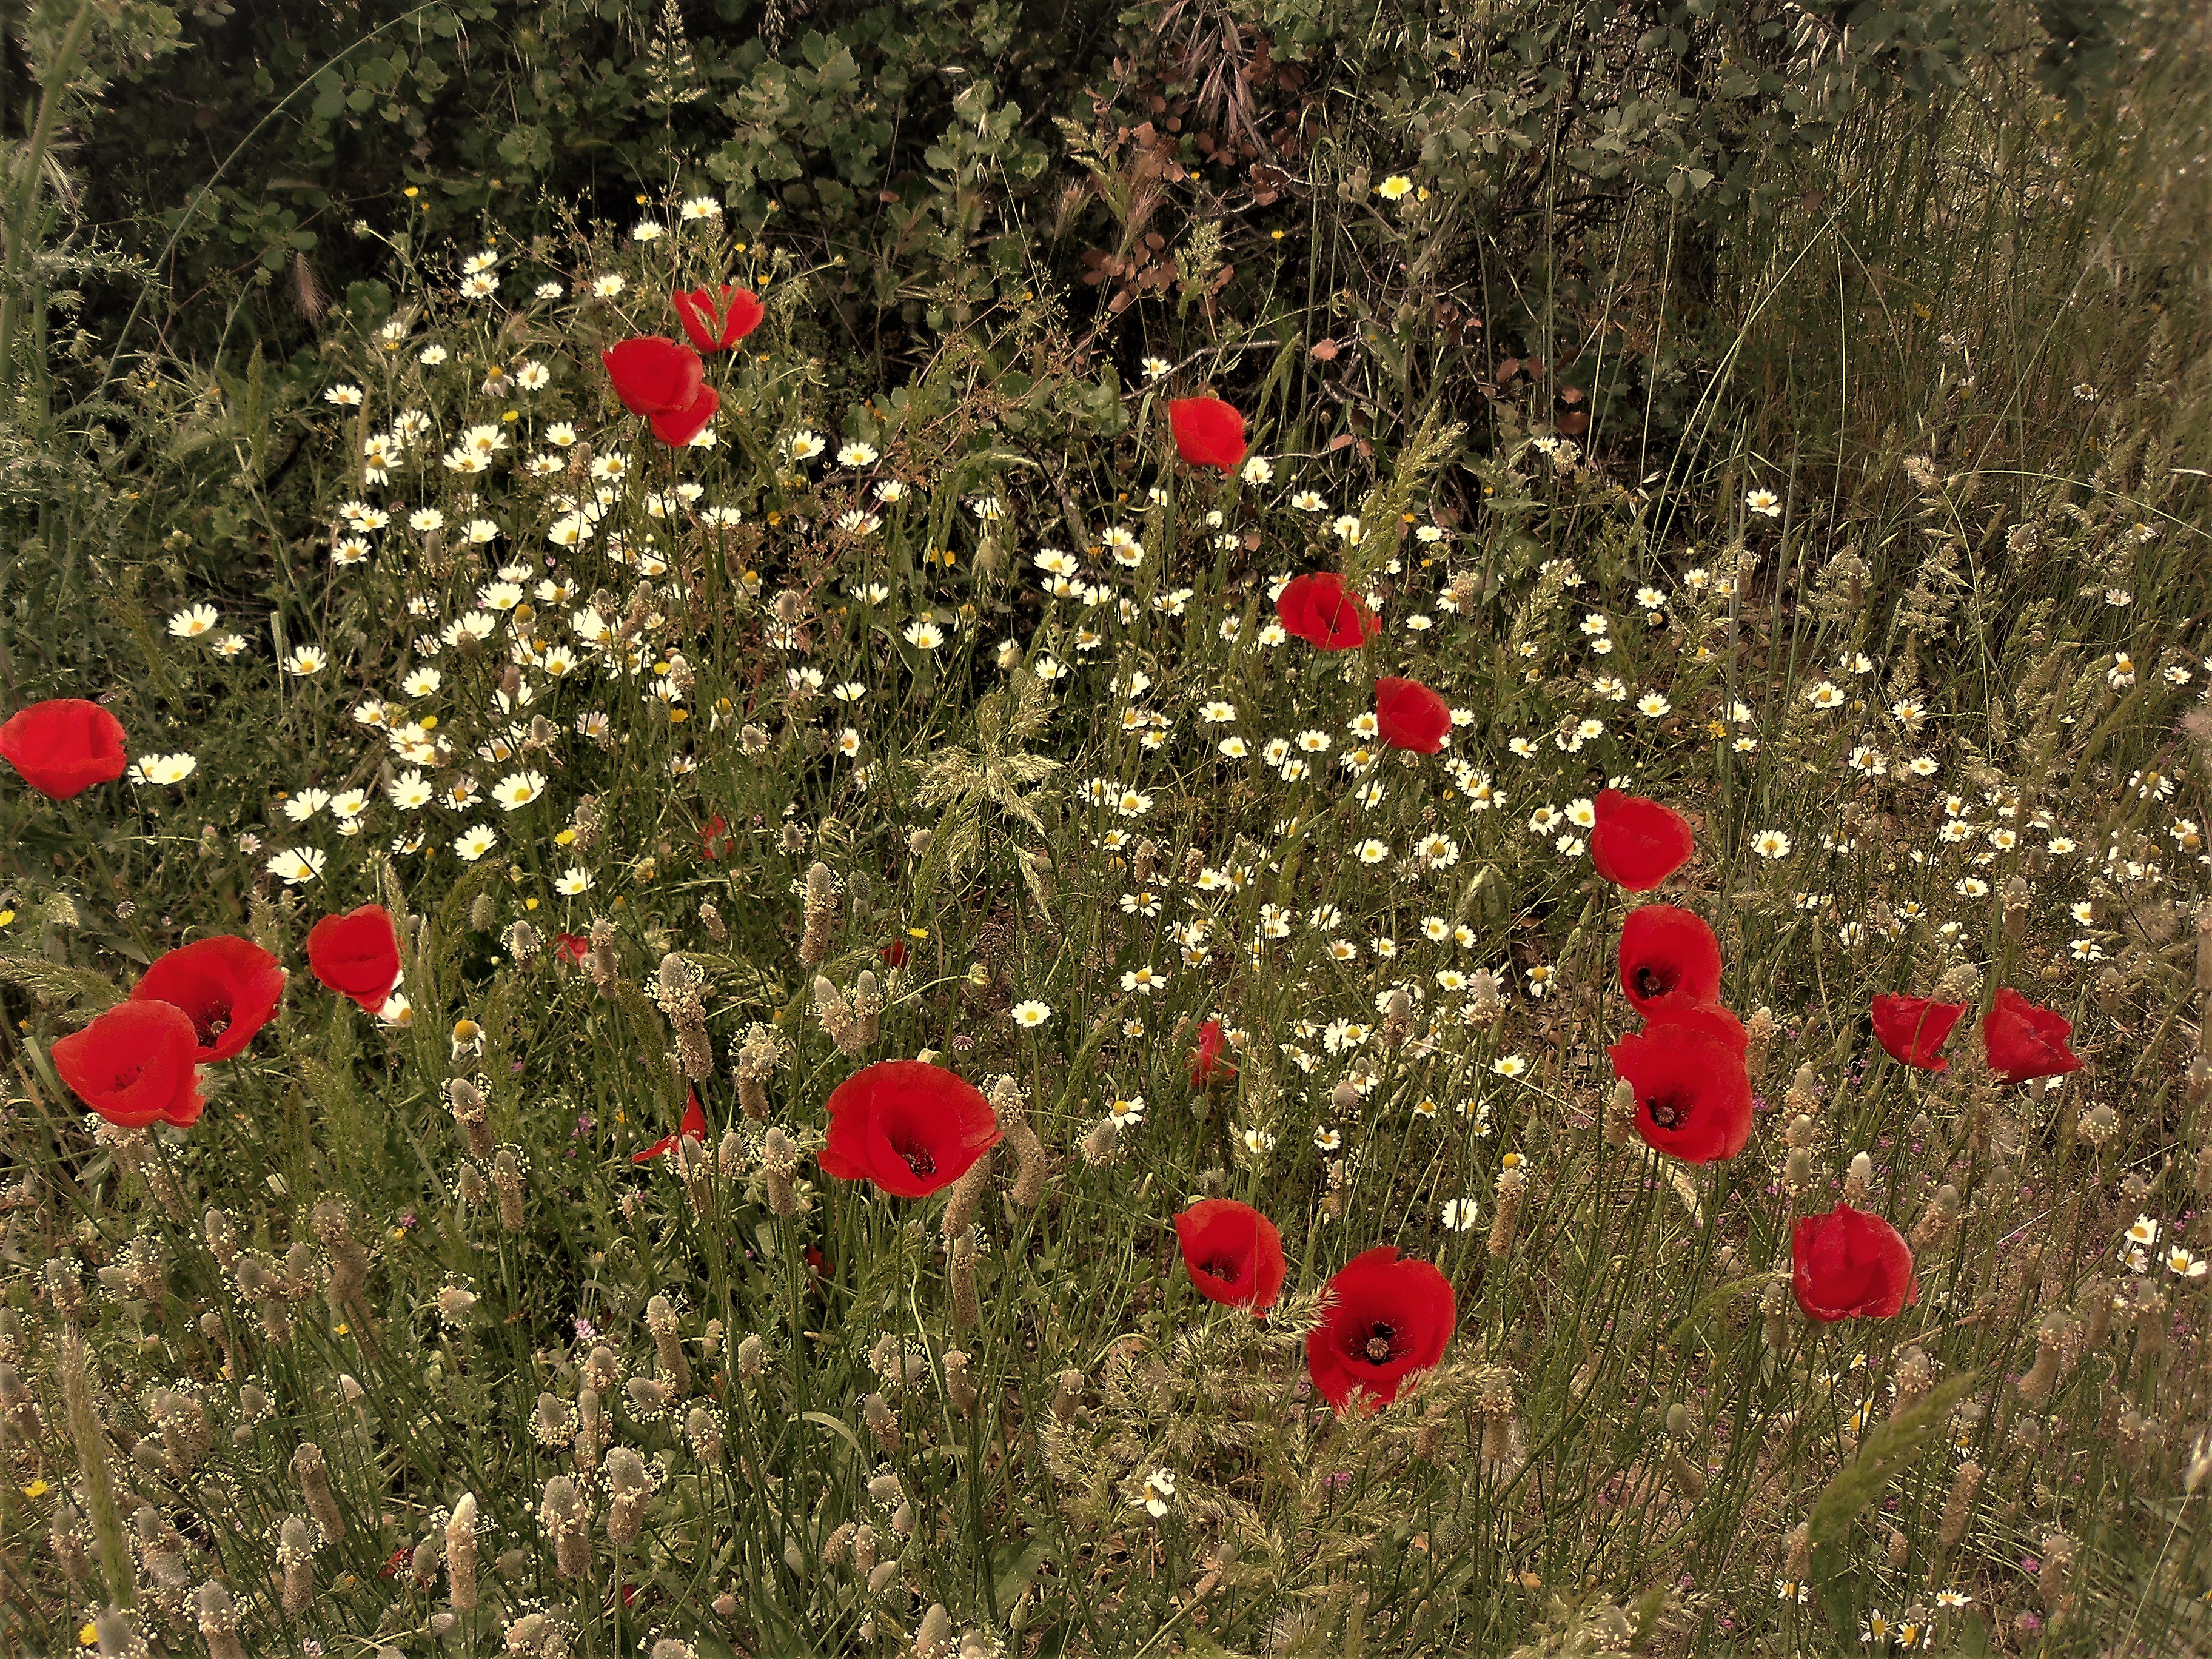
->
[[602, 335, 719, 446], [306, 905, 403, 1013], [1792, 1201, 1917, 1322], [1276, 573, 1378, 652], [699, 814, 732, 861], [649, 384, 719, 447], [1870, 993, 1967, 1072], [633, 1090, 709, 1163], [1618, 905, 1721, 1017], [1374, 677, 1452, 754], [554, 933, 591, 965], [1167, 396, 1247, 472], [131, 936, 286, 1064], [603, 336, 701, 414], [1188, 1017, 1237, 1087], [1173, 1199, 1285, 1314], [819, 1059, 1002, 1199], [1589, 789, 1695, 891], [1305, 1246, 1455, 1410], [672, 284, 764, 354], [51, 1000, 205, 1130], [1982, 988, 2081, 1085], [0, 699, 127, 800], [1651, 1000, 1749, 1056], [880, 938, 910, 968], [1607, 1022, 1754, 1164]]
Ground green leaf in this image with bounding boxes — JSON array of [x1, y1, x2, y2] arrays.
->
[[801, 1410, 867, 1464]]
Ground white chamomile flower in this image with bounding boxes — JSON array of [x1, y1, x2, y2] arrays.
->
[[167, 603, 220, 638], [130, 753, 198, 786], [492, 771, 546, 811], [266, 847, 325, 885], [1136, 1467, 1175, 1517]]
